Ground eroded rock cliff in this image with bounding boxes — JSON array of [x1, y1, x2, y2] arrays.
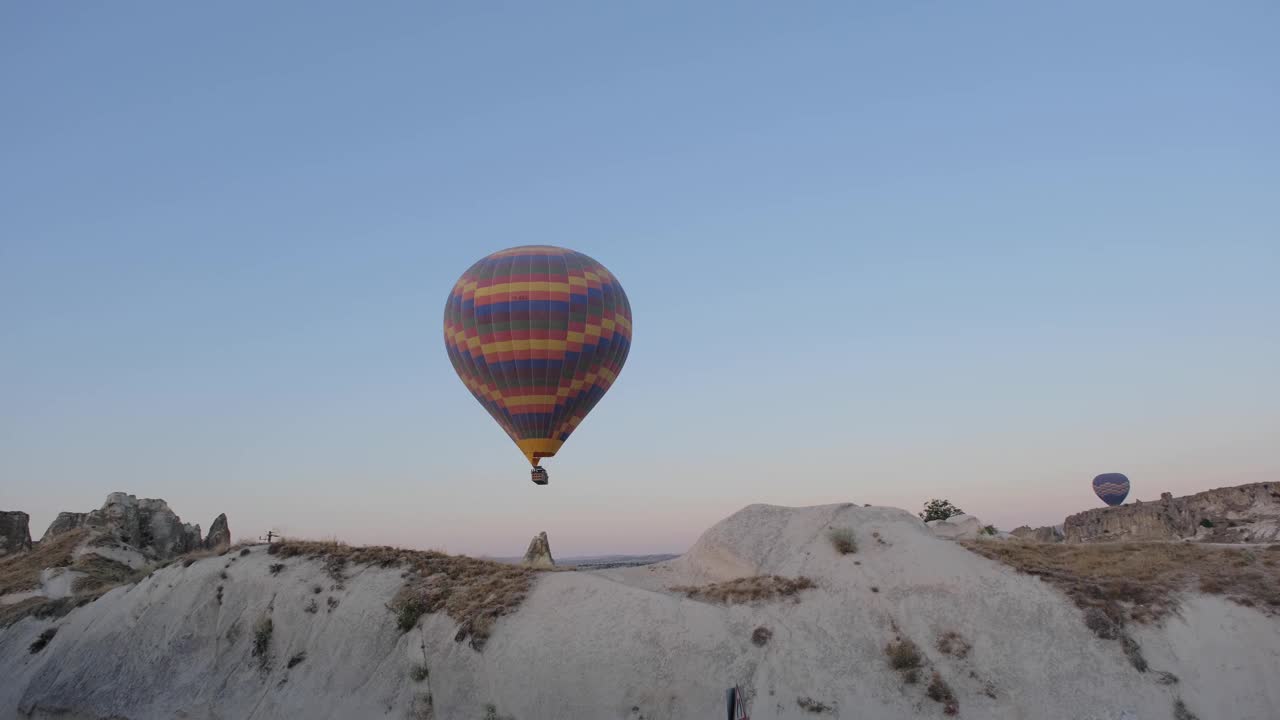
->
[[1063, 482, 1280, 543]]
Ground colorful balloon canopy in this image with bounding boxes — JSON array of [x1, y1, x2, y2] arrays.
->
[[443, 245, 632, 469], [1092, 473, 1130, 506]]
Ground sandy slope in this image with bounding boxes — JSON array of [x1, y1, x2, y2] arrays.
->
[[2, 503, 1278, 719]]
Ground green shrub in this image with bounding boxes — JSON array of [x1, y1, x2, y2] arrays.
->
[[920, 499, 965, 522], [396, 597, 428, 632]]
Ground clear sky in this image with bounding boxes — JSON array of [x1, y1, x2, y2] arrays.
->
[[3, 2, 1277, 557]]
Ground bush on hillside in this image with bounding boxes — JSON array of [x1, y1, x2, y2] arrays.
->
[[919, 499, 965, 523]]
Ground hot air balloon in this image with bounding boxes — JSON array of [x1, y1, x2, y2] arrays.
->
[[1092, 473, 1130, 506], [443, 246, 632, 485]]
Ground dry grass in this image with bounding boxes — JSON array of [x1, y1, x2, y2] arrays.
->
[[72, 555, 142, 594], [828, 527, 857, 555], [1173, 698, 1199, 720], [796, 697, 833, 714], [0, 596, 89, 627], [252, 615, 273, 668], [673, 575, 816, 604], [0, 529, 86, 596], [274, 539, 536, 651], [29, 627, 57, 654], [751, 626, 773, 646], [412, 692, 435, 720], [0, 530, 153, 627], [926, 672, 959, 715], [961, 540, 1280, 623], [936, 630, 970, 658], [885, 638, 923, 671]]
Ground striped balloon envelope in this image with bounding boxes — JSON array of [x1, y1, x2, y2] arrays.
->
[[443, 246, 632, 475], [1092, 473, 1130, 506]]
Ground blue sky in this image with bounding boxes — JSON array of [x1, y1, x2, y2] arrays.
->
[[3, 2, 1277, 556]]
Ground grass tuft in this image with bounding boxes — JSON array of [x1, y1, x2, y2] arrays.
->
[[885, 638, 922, 671], [252, 615, 273, 668], [827, 527, 857, 555], [936, 630, 971, 658], [796, 697, 833, 713], [396, 597, 429, 632], [1173, 698, 1199, 720], [926, 672, 958, 715], [29, 627, 57, 654], [751, 626, 773, 646]]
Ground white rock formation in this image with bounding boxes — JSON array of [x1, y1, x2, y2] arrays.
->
[[2, 503, 1278, 719], [925, 512, 984, 540], [522, 531, 554, 568], [38, 492, 227, 561]]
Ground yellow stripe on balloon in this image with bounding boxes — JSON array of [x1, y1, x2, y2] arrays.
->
[[530, 339, 567, 350], [505, 395, 558, 407]]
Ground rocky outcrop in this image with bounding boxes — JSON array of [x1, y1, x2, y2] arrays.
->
[[8, 502, 1280, 720], [41, 512, 88, 542], [40, 493, 211, 560], [1063, 482, 1280, 543], [91, 493, 203, 558], [926, 514, 983, 540], [0, 511, 32, 556], [522, 531, 554, 568], [204, 514, 231, 551], [1011, 525, 1064, 543]]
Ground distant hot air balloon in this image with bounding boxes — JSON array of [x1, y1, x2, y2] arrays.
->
[[1092, 473, 1130, 506], [443, 246, 632, 485]]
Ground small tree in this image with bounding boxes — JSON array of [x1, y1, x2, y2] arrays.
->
[[920, 499, 965, 523]]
